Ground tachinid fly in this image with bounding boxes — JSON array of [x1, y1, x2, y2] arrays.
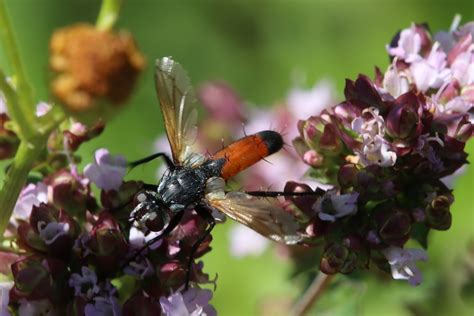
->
[[128, 57, 307, 287]]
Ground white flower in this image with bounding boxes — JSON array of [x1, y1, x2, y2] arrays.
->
[[313, 191, 359, 222], [160, 288, 216, 316], [382, 246, 428, 286], [351, 108, 397, 167], [451, 51, 474, 86], [0, 94, 6, 114], [84, 148, 127, 191], [410, 43, 451, 92], [229, 224, 269, 258], [37, 221, 70, 245], [69, 266, 100, 299], [388, 25, 422, 62], [11, 183, 48, 226], [35, 102, 52, 117], [382, 60, 411, 97], [128, 226, 163, 250], [0, 282, 13, 316]]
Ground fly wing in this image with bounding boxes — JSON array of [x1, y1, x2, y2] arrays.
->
[[207, 191, 303, 245], [155, 57, 198, 165]]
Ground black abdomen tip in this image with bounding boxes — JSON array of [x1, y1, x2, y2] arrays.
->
[[257, 130, 284, 155]]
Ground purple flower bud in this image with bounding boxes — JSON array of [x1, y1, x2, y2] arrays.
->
[[45, 169, 97, 217], [320, 243, 356, 274], [84, 148, 127, 192], [64, 120, 105, 152], [337, 164, 358, 188], [17, 204, 80, 259], [386, 92, 423, 141], [123, 291, 162, 316], [303, 149, 324, 167], [158, 261, 187, 291], [375, 208, 412, 247], [10, 256, 69, 303], [425, 194, 453, 230], [86, 212, 127, 272], [344, 75, 387, 113]]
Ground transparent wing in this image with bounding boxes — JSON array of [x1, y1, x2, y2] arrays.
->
[[207, 191, 303, 245], [155, 57, 198, 165]]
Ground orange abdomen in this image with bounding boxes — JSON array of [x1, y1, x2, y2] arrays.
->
[[212, 130, 283, 180]]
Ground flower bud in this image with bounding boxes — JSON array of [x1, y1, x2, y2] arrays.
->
[[386, 92, 423, 141], [86, 212, 127, 272], [45, 169, 97, 216], [425, 195, 453, 230], [64, 121, 105, 151], [0, 113, 19, 160], [123, 291, 162, 316], [17, 203, 80, 259], [159, 261, 187, 291], [10, 256, 69, 303], [373, 204, 412, 247], [320, 243, 356, 274], [50, 23, 145, 123], [337, 164, 358, 188]]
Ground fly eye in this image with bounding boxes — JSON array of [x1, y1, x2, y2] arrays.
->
[[144, 207, 171, 232]]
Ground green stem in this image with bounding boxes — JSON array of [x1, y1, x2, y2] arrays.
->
[[290, 273, 334, 316], [0, 69, 24, 135], [0, 140, 44, 239], [96, 0, 122, 31], [0, 0, 36, 139]]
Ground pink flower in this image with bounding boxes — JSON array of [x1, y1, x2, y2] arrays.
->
[[382, 61, 410, 97], [35, 102, 51, 117], [451, 51, 474, 86], [0, 95, 6, 114], [411, 43, 451, 92], [382, 246, 428, 286], [228, 224, 269, 258], [84, 148, 127, 191], [388, 24, 422, 62], [287, 79, 336, 120]]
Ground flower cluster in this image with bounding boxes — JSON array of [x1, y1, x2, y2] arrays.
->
[[1, 146, 216, 315], [288, 19, 473, 285]]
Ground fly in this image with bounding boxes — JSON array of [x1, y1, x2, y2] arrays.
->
[[127, 57, 311, 288]]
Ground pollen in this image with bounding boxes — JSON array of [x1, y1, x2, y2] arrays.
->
[[49, 23, 145, 113]]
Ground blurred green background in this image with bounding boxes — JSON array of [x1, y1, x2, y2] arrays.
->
[[1, 0, 473, 315]]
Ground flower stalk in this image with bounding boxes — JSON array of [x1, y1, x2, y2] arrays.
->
[[290, 273, 334, 316], [0, 0, 67, 239], [0, 139, 44, 238], [0, 0, 36, 139], [96, 0, 122, 31]]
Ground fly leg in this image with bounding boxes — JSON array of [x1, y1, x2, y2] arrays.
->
[[128, 152, 174, 169], [245, 189, 325, 197], [185, 204, 216, 290], [122, 210, 184, 268]]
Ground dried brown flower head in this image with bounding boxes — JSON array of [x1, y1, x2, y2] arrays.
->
[[49, 23, 145, 118]]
